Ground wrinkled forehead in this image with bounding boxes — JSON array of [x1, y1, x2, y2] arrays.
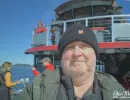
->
[[65, 41, 90, 48]]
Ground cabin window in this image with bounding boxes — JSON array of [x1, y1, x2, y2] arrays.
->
[[93, 5, 106, 16], [74, 6, 91, 18], [34, 53, 60, 70], [63, 10, 73, 20], [66, 20, 86, 29], [96, 60, 105, 72]]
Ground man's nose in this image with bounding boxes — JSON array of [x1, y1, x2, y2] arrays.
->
[[72, 46, 82, 57]]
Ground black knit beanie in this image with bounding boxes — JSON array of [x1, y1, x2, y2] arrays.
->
[[58, 23, 99, 58]]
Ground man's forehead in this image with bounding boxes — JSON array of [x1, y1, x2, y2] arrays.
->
[[67, 41, 88, 46]]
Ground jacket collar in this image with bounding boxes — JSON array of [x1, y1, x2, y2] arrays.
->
[[41, 68, 60, 84], [45, 64, 53, 68], [61, 74, 102, 100], [40, 68, 124, 93], [95, 71, 124, 93]]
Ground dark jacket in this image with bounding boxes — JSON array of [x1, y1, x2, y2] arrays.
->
[[12, 68, 126, 100], [0, 74, 5, 86], [106, 7, 122, 15], [0, 72, 11, 100], [0, 86, 11, 100]]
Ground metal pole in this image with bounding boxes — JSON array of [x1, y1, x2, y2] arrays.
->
[[34, 55, 36, 67], [52, 52, 55, 67], [71, 0, 75, 19], [46, 26, 49, 45], [72, 9, 75, 19], [92, 4, 94, 16], [92, 4, 95, 27], [86, 18, 88, 26], [63, 22, 66, 32], [111, 16, 114, 42]]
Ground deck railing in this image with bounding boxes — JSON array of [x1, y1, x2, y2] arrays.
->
[[32, 14, 130, 47]]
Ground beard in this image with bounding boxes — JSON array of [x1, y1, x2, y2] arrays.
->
[[62, 61, 95, 78]]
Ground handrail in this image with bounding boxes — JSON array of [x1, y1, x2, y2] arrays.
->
[[32, 14, 130, 46], [46, 14, 130, 27]]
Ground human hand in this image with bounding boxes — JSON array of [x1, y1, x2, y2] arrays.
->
[[16, 80, 22, 84]]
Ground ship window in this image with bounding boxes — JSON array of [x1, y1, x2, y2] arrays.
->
[[96, 60, 105, 72], [93, 5, 110, 16], [59, 11, 73, 20], [59, 14, 64, 20], [63, 10, 73, 20], [34, 53, 60, 71], [66, 20, 86, 29], [74, 6, 91, 18], [93, 6, 105, 16]]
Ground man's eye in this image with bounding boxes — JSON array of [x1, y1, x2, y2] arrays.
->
[[66, 46, 74, 50], [81, 44, 89, 48], [83, 44, 89, 47]]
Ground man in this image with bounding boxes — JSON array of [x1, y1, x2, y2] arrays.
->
[[40, 57, 54, 71], [32, 57, 54, 76], [12, 23, 125, 100], [106, 0, 122, 15]]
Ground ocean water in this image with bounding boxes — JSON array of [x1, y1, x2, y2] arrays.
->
[[11, 66, 34, 92]]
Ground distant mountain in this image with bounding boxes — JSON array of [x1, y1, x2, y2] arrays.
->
[[13, 64, 32, 67]]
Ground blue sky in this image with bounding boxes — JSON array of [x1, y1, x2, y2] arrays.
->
[[0, 0, 130, 65]]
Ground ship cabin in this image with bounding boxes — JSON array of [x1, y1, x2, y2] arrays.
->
[[25, 0, 130, 86]]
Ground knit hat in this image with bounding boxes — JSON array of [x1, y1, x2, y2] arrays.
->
[[58, 23, 99, 58]]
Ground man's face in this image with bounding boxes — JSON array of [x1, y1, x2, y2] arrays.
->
[[112, 1, 116, 8], [61, 41, 96, 78], [43, 61, 49, 67]]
